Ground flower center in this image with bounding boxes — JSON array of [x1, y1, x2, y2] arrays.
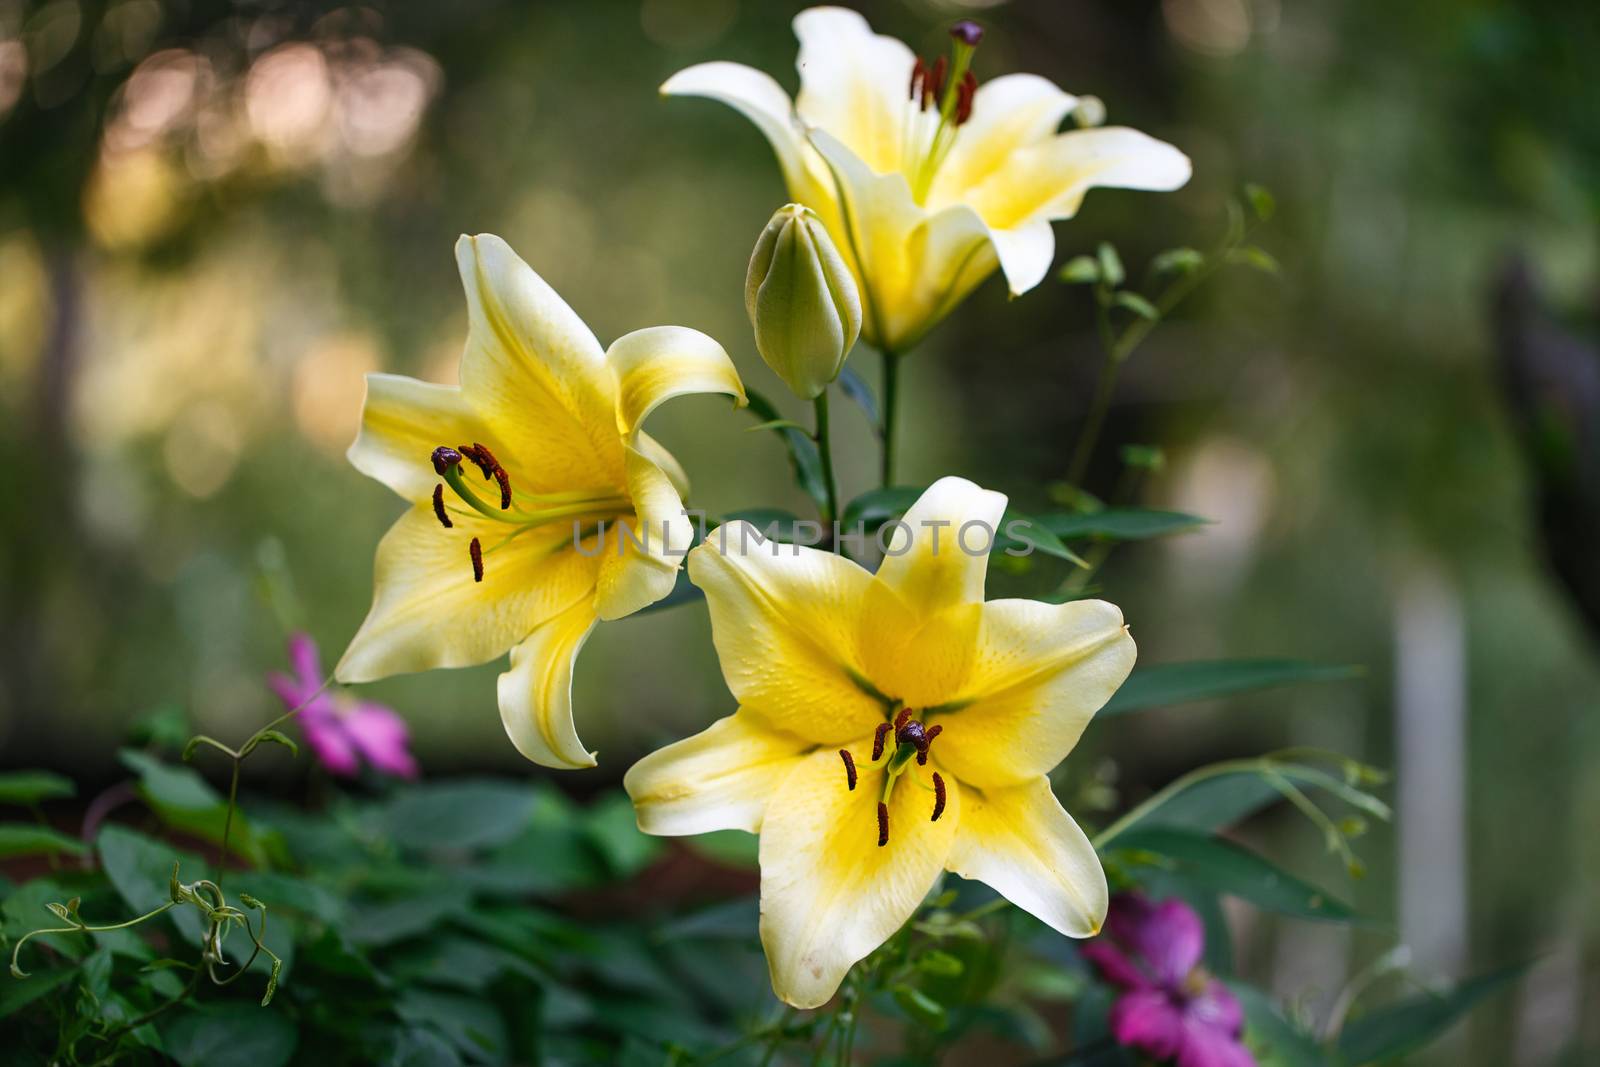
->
[[901, 20, 983, 204], [427, 444, 632, 583], [837, 706, 947, 847]]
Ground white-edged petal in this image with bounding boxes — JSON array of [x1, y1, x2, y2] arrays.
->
[[792, 7, 916, 176], [759, 747, 958, 1008], [455, 234, 625, 492], [335, 504, 600, 684], [594, 445, 694, 622], [687, 523, 882, 745], [946, 776, 1107, 937], [345, 373, 501, 503], [927, 73, 1079, 210], [931, 598, 1135, 788], [605, 325, 746, 443], [986, 219, 1058, 297], [497, 597, 601, 769], [874, 475, 1008, 617], [624, 711, 813, 836]]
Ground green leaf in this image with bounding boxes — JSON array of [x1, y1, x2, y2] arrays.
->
[[0, 770, 75, 806], [345, 885, 473, 947], [395, 989, 510, 1064], [1227, 245, 1281, 274], [1058, 255, 1101, 284], [1112, 827, 1357, 921], [681, 828, 759, 870], [584, 792, 663, 879], [1103, 659, 1362, 716], [381, 779, 538, 851], [1335, 964, 1528, 1065], [164, 1002, 299, 1067], [744, 417, 808, 433], [117, 750, 279, 867], [998, 513, 1089, 567], [892, 985, 949, 1031], [0, 824, 88, 859], [836, 364, 880, 432], [1113, 291, 1160, 320], [1038, 508, 1209, 542], [0, 963, 78, 1018], [1097, 242, 1125, 287], [917, 950, 965, 977], [1228, 983, 1330, 1067], [1118, 444, 1166, 472], [1130, 765, 1390, 836], [1151, 247, 1205, 276], [389, 1028, 465, 1067], [97, 825, 208, 946], [840, 485, 922, 532], [745, 388, 829, 515], [1244, 182, 1276, 221]]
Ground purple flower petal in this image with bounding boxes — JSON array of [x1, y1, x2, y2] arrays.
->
[[1177, 1017, 1256, 1067], [1082, 939, 1153, 992], [1187, 977, 1244, 1035], [1109, 988, 1186, 1060], [344, 702, 419, 779], [301, 712, 362, 777], [286, 632, 324, 691], [1107, 893, 1205, 987]]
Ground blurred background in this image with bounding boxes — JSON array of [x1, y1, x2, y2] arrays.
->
[[0, 0, 1595, 1063]]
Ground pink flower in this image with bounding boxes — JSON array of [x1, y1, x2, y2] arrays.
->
[[1081, 893, 1256, 1067], [268, 633, 419, 780]]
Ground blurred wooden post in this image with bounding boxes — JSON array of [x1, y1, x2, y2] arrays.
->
[[1394, 562, 1468, 977]]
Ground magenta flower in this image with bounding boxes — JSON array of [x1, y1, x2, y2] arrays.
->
[[1081, 893, 1255, 1067], [269, 633, 418, 780]]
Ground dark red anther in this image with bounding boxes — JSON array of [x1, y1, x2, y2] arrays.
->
[[432, 484, 453, 528], [877, 802, 889, 847], [492, 466, 512, 510], [459, 442, 501, 481], [955, 71, 977, 125], [469, 537, 484, 582], [909, 57, 926, 104], [928, 55, 947, 106], [431, 446, 463, 475], [839, 749, 857, 791], [923, 724, 942, 745], [931, 772, 947, 821], [872, 721, 892, 761], [893, 706, 912, 731], [949, 20, 984, 47]]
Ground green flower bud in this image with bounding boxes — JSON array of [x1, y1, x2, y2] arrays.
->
[[745, 204, 862, 400]]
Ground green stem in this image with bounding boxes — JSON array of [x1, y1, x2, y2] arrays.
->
[[1064, 336, 1120, 489], [879, 348, 900, 487], [814, 390, 839, 525], [217, 759, 241, 875], [1092, 757, 1265, 849]]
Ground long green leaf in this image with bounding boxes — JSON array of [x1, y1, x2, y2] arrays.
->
[[1133, 766, 1389, 835], [1038, 509, 1209, 541], [1229, 983, 1331, 1067], [1104, 659, 1361, 715], [1335, 964, 1528, 1065], [0, 770, 76, 806], [0, 824, 88, 859], [1113, 827, 1358, 921]]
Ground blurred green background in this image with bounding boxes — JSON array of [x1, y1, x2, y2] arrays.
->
[[1, 0, 1596, 1062]]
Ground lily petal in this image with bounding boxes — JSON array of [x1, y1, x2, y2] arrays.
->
[[963, 126, 1192, 232], [456, 234, 626, 491], [945, 776, 1107, 937], [792, 6, 915, 176], [808, 129, 995, 351], [986, 218, 1058, 298], [759, 747, 958, 1008], [927, 73, 1080, 210], [335, 504, 601, 684], [624, 711, 813, 836], [661, 61, 832, 207], [497, 597, 601, 769], [931, 598, 1135, 788], [873, 475, 1007, 617], [347, 373, 504, 503], [605, 325, 746, 443], [687, 524, 882, 744], [635, 429, 690, 498], [594, 444, 694, 622]]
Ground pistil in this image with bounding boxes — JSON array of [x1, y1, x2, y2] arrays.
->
[[903, 21, 984, 203], [839, 705, 952, 846]]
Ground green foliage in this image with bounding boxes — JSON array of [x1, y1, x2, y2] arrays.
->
[[1334, 965, 1528, 1065], [1103, 659, 1362, 716], [0, 772, 76, 806]]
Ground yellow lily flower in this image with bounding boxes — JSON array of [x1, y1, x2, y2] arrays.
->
[[663, 7, 1193, 354], [624, 477, 1136, 1007], [335, 234, 745, 769]]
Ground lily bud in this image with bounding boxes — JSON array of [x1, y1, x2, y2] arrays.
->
[[745, 204, 862, 400]]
